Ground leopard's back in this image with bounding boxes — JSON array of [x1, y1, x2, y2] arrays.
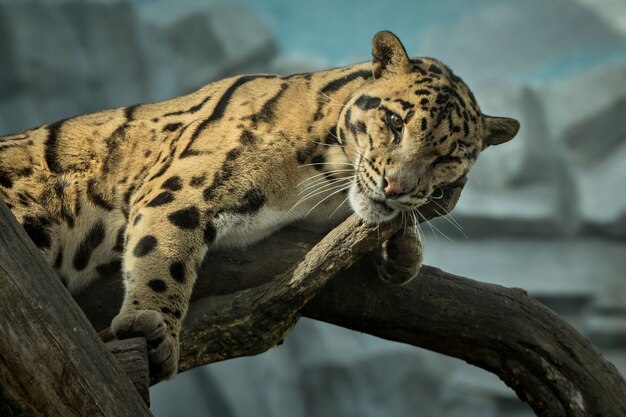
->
[[0, 31, 519, 381], [0, 68, 361, 290]]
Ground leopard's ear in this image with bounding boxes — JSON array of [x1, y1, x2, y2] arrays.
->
[[371, 31, 411, 79], [482, 115, 520, 148]]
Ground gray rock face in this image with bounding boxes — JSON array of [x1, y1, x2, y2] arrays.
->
[[0, 0, 277, 134], [540, 64, 626, 237]]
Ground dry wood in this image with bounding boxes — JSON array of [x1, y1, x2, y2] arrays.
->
[[0, 199, 153, 417], [76, 176, 626, 417], [106, 338, 150, 405], [3, 175, 626, 417]]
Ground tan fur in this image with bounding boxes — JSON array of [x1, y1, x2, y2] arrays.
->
[[0, 31, 518, 381]]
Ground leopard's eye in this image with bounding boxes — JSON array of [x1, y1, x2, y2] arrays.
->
[[386, 112, 404, 143]]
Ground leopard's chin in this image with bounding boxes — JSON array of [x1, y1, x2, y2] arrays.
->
[[349, 185, 398, 224]]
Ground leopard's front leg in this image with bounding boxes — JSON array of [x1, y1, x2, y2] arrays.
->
[[372, 228, 423, 286], [111, 198, 210, 383], [373, 176, 467, 285]]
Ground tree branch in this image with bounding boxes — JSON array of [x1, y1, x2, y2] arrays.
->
[[3, 172, 624, 416], [0, 199, 153, 417], [76, 180, 626, 416]]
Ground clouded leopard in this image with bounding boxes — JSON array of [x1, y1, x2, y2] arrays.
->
[[0, 31, 519, 381]]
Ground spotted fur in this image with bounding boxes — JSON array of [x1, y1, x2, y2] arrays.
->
[[0, 31, 519, 381]]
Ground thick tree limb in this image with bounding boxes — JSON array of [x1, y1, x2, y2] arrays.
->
[[0, 199, 153, 417], [75, 180, 626, 417], [304, 263, 626, 417], [3, 174, 624, 416]]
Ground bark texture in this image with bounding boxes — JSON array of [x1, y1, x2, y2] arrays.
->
[[0, 199, 153, 417], [2, 179, 626, 417]]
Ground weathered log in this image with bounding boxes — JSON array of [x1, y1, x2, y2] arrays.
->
[[74, 184, 626, 416], [106, 338, 150, 405], [0, 199, 153, 417], [3, 176, 625, 416]]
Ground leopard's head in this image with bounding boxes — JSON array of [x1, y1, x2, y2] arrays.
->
[[338, 31, 519, 223]]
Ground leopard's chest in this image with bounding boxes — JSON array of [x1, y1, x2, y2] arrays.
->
[[211, 190, 353, 249]]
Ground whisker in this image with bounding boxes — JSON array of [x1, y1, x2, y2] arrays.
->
[[430, 207, 468, 238], [410, 211, 423, 247], [305, 184, 352, 217], [299, 162, 357, 168], [298, 176, 353, 196], [415, 209, 455, 243], [429, 200, 465, 233], [296, 178, 352, 202], [291, 182, 351, 212], [329, 194, 351, 218], [297, 169, 355, 186]]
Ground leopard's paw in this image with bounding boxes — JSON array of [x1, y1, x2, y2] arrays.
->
[[374, 230, 423, 286], [111, 309, 179, 383]]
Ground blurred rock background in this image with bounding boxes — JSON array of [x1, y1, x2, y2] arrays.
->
[[1, 0, 625, 416]]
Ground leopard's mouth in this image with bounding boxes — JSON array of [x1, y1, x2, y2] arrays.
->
[[368, 196, 395, 214], [349, 182, 398, 224]]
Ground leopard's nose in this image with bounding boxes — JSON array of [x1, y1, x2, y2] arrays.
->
[[383, 176, 409, 198]]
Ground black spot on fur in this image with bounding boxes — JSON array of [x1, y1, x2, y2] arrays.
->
[[355, 95, 381, 111], [415, 77, 433, 85], [17, 192, 31, 207], [162, 176, 182, 191], [226, 148, 241, 161], [435, 93, 450, 105], [162, 123, 182, 132], [160, 307, 181, 319], [190, 174, 207, 187], [421, 117, 428, 131], [168, 206, 200, 230], [415, 89, 430, 96], [321, 70, 372, 95], [249, 82, 289, 126], [45, 119, 66, 174], [203, 223, 217, 244], [22, 216, 51, 249], [73, 221, 106, 271], [236, 189, 266, 214], [96, 259, 122, 277], [134, 235, 157, 257], [182, 75, 275, 158], [429, 64, 442, 74], [87, 179, 114, 211], [344, 108, 352, 127], [296, 149, 308, 164], [324, 131, 340, 146], [296, 142, 318, 165], [429, 155, 462, 171], [0, 170, 13, 188], [147, 279, 167, 293], [163, 94, 212, 117], [114, 227, 125, 252], [124, 104, 139, 120], [394, 99, 415, 111], [148, 160, 173, 181], [240, 130, 258, 145], [147, 191, 175, 207], [311, 155, 325, 171], [169, 261, 186, 283]]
